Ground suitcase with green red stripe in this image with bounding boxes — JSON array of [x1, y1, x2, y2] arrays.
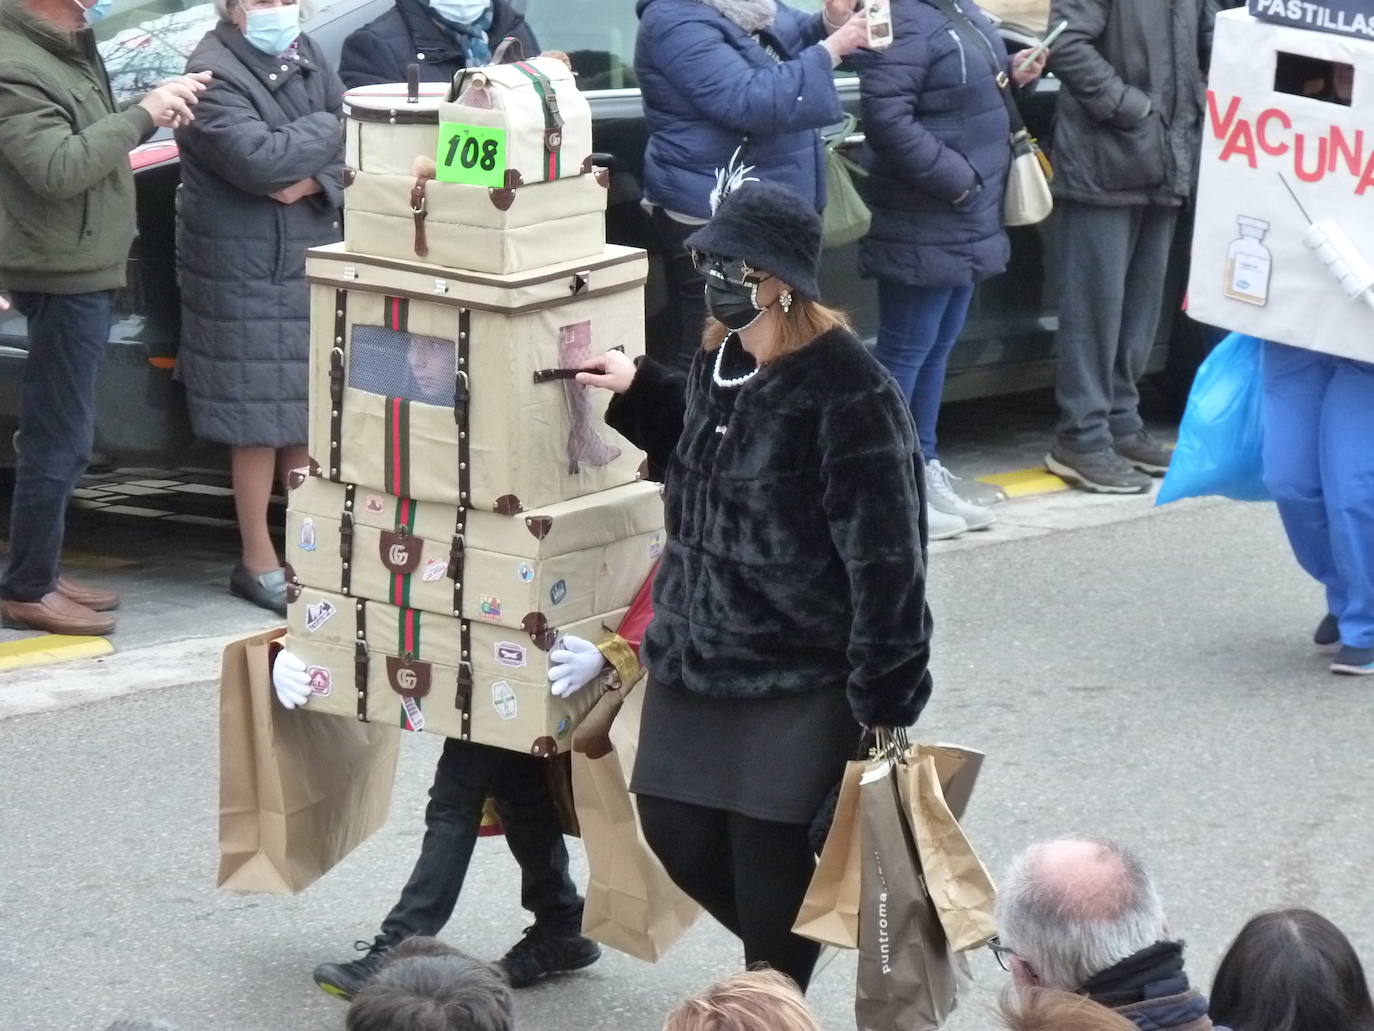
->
[[285, 583, 628, 754], [284, 472, 664, 634], [439, 55, 593, 189], [306, 242, 647, 512], [344, 56, 590, 187]]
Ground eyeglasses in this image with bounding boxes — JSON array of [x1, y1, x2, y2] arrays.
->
[[987, 937, 1016, 972]]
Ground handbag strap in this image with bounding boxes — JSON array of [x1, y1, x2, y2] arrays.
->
[[926, 0, 1027, 136]]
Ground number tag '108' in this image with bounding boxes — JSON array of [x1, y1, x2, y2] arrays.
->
[[435, 122, 507, 188]]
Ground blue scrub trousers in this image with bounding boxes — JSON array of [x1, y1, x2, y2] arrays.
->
[[1261, 342, 1374, 649]]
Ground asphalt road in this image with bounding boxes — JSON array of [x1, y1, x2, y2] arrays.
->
[[3, 491, 1367, 1031]]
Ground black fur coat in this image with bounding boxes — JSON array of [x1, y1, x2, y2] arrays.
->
[[606, 328, 934, 729]]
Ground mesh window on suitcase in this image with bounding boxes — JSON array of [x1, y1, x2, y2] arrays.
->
[[349, 325, 457, 407]]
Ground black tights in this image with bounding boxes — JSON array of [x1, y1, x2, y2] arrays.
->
[[637, 795, 822, 991]]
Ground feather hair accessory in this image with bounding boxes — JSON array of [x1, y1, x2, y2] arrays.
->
[[709, 147, 760, 214]]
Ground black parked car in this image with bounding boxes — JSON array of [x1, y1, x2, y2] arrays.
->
[[0, 0, 1194, 470]]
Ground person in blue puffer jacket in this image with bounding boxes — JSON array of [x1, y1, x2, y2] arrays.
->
[[635, 0, 870, 367], [859, 0, 1042, 540]]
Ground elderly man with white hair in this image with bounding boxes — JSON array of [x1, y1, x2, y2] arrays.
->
[[992, 839, 1218, 1031]]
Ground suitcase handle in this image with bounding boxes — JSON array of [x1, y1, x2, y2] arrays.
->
[[448, 34, 527, 101], [531, 345, 625, 384]]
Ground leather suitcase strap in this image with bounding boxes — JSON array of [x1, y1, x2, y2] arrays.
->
[[512, 61, 564, 181], [340, 484, 357, 596], [409, 177, 430, 258], [454, 306, 473, 739], [354, 597, 369, 721], [329, 290, 348, 480]]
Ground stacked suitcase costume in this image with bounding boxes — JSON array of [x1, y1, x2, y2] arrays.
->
[[284, 50, 661, 757]]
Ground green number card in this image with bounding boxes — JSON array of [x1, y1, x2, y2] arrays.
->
[[435, 123, 507, 188]]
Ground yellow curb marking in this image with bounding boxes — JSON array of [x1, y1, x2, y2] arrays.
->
[[0, 634, 114, 671], [978, 467, 1071, 499]]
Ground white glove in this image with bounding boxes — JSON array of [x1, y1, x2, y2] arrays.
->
[[549, 635, 606, 698], [272, 648, 312, 709]]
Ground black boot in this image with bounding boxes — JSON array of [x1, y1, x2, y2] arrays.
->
[[312, 937, 392, 1001], [498, 924, 601, 989]]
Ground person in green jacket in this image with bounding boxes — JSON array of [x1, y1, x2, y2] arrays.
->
[[0, 0, 211, 636]]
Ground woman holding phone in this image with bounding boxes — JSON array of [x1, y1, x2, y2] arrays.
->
[[858, 0, 1045, 538], [634, 0, 871, 368]]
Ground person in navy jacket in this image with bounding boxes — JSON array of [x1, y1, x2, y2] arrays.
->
[[858, 0, 1042, 541], [635, 0, 870, 366]]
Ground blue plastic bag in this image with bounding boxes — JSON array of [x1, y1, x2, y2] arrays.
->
[[1157, 333, 1271, 505]]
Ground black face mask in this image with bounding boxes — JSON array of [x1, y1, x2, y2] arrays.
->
[[705, 278, 768, 332]]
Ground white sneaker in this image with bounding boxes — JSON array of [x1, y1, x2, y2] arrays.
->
[[927, 502, 968, 541], [925, 459, 994, 531]]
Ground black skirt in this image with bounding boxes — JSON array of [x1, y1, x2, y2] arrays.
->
[[630, 679, 862, 826]]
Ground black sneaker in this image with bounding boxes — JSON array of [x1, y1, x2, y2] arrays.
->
[[498, 924, 601, 989], [1113, 430, 1174, 476], [1045, 448, 1152, 495], [1315, 613, 1340, 649], [313, 938, 392, 1002], [1331, 645, 1374, 676]]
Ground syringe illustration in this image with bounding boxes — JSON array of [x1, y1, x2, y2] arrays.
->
[[1280, 173, 1374, 312]]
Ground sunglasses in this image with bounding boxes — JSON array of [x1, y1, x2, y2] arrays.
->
[[690, 250, 772, 288]]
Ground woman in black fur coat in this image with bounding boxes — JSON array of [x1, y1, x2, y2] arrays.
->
[[577, 179, 933, 991]]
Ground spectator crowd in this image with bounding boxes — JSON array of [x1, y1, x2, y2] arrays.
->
[[105, 838, 1374, 1031]]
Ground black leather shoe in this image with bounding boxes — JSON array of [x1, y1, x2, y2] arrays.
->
[[230, 563, 287, 616], [498, 924, 601, 989], [313, 939, 391, 1002]]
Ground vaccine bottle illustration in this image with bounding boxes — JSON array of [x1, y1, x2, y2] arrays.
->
[[1225, 216, 1272, 307]]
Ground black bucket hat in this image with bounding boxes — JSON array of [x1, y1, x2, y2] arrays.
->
[[685, 180, 823, 300]]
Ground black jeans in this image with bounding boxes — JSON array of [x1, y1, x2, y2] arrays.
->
[[2, 290, 113, 602], [651, 207, 708, 372], [378, 740, 582, 945], [637, 795, 822, 991]]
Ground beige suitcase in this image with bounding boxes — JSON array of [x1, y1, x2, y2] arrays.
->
[[286, 583, 627, 754], [343, 82, 449, 177], [343, 55, 592, 186], [306, 242, 647, 512], [343, 168, 608, 275], [440, 56, 593, 187], [285, 472, 664, 632]]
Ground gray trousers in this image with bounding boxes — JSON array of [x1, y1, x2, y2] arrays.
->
[[1053, 202, 1179, 453]]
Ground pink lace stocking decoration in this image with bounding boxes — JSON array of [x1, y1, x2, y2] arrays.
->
[[557, 321, 621, 474]]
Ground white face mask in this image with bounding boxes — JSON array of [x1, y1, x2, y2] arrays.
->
[[243, 3, 300, 55], [426, 0, 489, 24]]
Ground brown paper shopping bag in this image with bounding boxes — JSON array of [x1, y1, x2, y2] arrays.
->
[[904, 753, 998, 952], [218, 629, 401, 894], [796, 741, 985, 950], [793, 759, 864, 948], [855, 755, 964, 1031], [572, 681, 702, 962]]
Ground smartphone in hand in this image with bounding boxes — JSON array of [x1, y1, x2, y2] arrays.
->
[[866, 0, 893, 49], [1017, 17, 1068, 74]]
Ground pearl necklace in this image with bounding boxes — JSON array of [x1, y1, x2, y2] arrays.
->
[[712, 333, 763, 389]]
